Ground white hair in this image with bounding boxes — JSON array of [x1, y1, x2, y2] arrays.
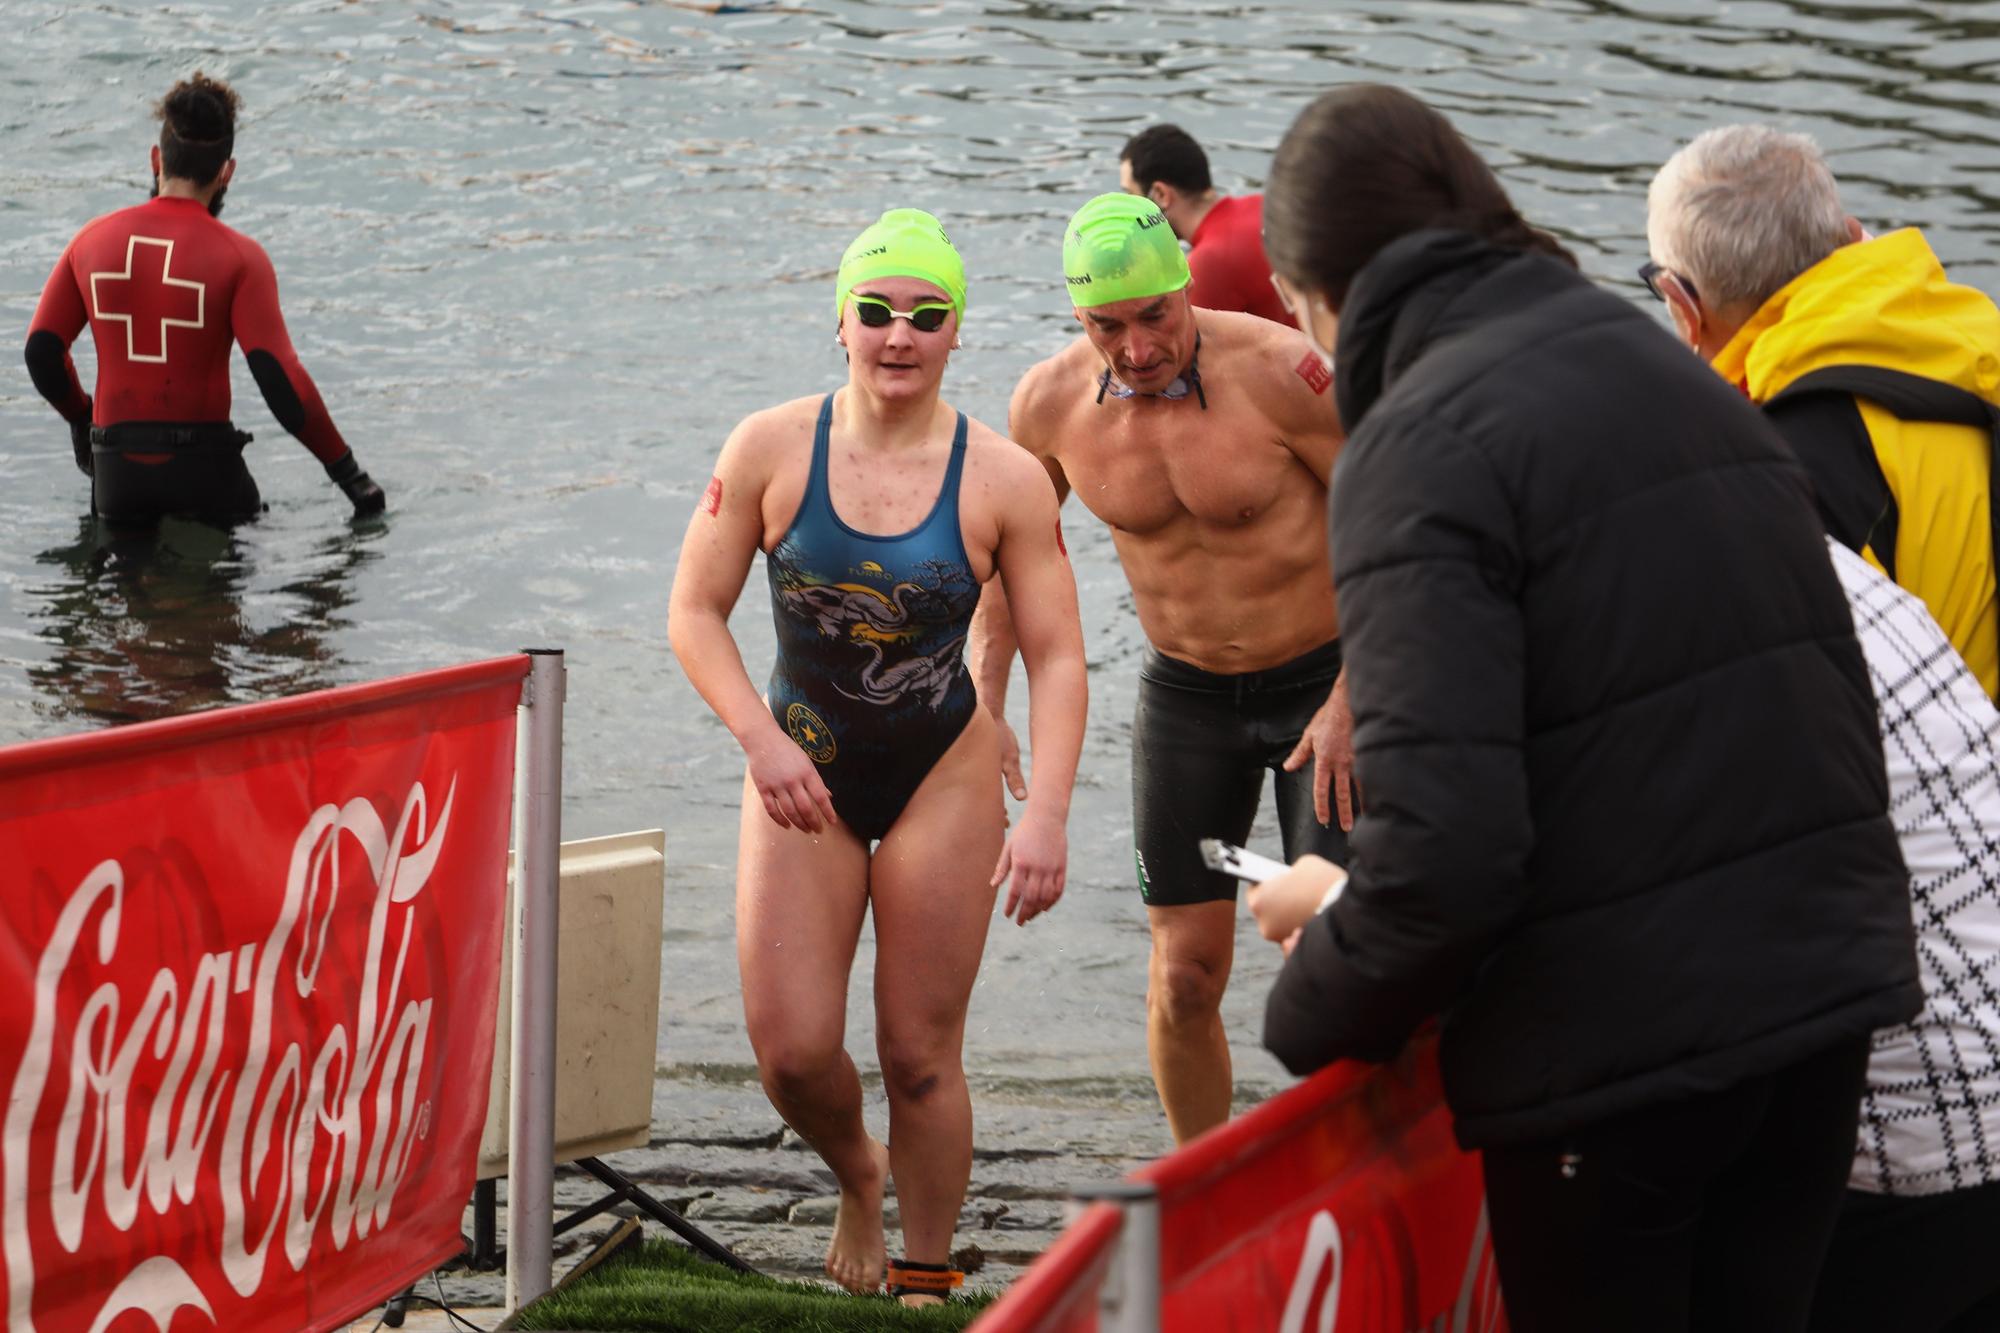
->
[[1647, 124, 1850, 312]]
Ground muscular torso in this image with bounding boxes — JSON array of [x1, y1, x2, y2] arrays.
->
[[1022, 313, 1338, 672]]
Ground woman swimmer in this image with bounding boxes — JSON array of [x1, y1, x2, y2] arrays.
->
[[668, 209, 1087, 1305]]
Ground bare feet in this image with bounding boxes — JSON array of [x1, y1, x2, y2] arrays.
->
[[824, 1137, 889, 1294]]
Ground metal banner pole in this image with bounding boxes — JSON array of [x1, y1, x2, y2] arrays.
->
[[1071, 1180, 1161, 1333], [506, 649, 564, 1312]]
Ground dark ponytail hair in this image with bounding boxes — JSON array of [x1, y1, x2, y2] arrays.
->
[[156, 72, 240, 186], [1264, 84, 1575, 309]]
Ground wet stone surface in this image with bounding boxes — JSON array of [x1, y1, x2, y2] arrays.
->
[[403, 1061, 1190, 1314]]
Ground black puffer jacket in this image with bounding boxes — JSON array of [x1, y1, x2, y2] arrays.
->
[[1263, 230, 1921, 1149]]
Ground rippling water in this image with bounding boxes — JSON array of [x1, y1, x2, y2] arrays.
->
[[4, 0, 1999, 1134]]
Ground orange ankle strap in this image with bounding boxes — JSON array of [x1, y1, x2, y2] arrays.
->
[[886, 1261, 963, 1294]]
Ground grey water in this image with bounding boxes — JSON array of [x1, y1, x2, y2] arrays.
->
[[5, 0, 2000, 1285]]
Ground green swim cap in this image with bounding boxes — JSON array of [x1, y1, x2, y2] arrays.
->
[[835, 208, 967, 327], [1062, 193, 1191, 308]]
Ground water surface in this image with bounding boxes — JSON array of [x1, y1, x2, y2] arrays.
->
[[4, 0, 1998, 1154]]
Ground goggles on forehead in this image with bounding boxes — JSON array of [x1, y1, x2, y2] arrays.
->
[[850, 295, 953, 333]]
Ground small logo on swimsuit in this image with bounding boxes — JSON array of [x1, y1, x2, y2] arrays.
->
[[785, 702, 837, 763]]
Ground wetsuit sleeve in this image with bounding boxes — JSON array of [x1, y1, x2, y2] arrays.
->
[[23, 245, 93, 423], [1264, 418, 1532, 1074], [229, 235, 351, 465], [1763, 393, 1890, 557]]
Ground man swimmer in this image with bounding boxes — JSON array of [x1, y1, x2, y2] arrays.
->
[[24, 72, 385, 525], [668, 210, 1087, 1303], [973, 193, 1350, 1144]]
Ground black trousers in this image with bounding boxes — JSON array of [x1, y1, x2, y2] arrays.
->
[[92, 423, 260, 525], [1808, 1177, 2000, 1332], [1482, 1037, 1871, 1333]]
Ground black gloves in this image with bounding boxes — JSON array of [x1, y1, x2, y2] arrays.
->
[[325, 450, 387, 516], [70, 401, 93, 476]]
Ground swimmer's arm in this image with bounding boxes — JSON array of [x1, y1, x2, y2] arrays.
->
[[228, 235, 353, 467], [669, 423, 784, 748], [995, 460, 1086, 820], [1261, 335, 1358, 826], [969, 368, 1073, 715], [669, 420, 838, 833], [1008, 366, 1074, 504], [990, 449, 1087, 923], [24, 245, 92, 424], [1264, 327, 1345, 487]]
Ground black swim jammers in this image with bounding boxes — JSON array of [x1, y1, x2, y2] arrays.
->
[[1130, 639, 1352, 906]]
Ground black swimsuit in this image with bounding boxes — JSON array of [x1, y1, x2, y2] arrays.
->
[[765, 395, 981, 842]]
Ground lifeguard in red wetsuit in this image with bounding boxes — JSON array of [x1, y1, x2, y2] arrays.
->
[[23, 73, 385, 524], [1119, 123, 1291, 326]]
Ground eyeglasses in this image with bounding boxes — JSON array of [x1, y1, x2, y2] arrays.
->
[[851, 296, 952, 333], [1637, 260, 1698, 305], [1269, 271, 1301, 318]]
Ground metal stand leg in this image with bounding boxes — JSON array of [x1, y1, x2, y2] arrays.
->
[[462, 1159, 756, 1276], [470, 1178, 501, 1270], [573, 1156, 756, 1273]]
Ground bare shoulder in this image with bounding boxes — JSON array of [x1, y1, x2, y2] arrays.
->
[[962, 414, 1060, 504], [1205, 309, 1335, 425], [1007, 336, 1095, 457], [719, 394, 822, 470], [1205, 308, 1314, 379]]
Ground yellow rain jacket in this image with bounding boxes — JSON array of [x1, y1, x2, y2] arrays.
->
[[1715, 228, 2000, 697]]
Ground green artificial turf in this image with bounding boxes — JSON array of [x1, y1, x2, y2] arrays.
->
[[509, 1240, 996, 1332]]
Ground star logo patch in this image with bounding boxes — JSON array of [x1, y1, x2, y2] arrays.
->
[[785, 702, 837, 763]]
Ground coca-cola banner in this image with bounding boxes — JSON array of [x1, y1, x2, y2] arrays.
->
[[974, 1033, 1504, 1333], [0, 657, 529, 1333], [1143, 1035, 1502, 1332]]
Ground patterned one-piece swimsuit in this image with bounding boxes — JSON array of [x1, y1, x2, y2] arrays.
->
[[764, 394, 980, 841]]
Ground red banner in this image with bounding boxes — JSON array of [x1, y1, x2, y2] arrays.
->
[[1143, 1038, 1502, 1332], [0, 657, 528, 1333], [977, 1035, 1505, 1333]]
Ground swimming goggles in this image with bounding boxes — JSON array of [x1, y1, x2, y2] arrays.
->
[[1096, 333, 1208, 409], [851, 296, 952, 333]]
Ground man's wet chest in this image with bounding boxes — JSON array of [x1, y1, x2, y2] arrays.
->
[[1060, 412, 1295, 536]]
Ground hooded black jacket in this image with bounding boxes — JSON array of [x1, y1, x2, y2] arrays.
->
[[1262, 230, 1921, 1148]]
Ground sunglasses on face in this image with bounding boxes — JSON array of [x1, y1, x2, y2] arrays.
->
[[1637, 260, 1699, 305], [851, 296, 952, 333]]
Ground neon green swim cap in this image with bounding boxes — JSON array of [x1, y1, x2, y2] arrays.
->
[[1062, 193, 1191, 308], [835, 208, 967, 327]]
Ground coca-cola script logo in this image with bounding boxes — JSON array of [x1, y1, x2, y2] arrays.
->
[[1280, 1203, 1503, 1333], [2, 779, 457, 1332]]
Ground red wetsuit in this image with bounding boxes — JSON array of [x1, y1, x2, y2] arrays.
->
[[1186, 194, 1291, 325], [25, 195, 349, 464]]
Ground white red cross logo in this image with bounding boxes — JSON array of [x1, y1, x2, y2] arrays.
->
[[89, 235, 206, 364]]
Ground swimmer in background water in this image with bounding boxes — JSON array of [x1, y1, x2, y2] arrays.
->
[[23, 72, 385, 526], [667, 209, 1086, 1305]]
